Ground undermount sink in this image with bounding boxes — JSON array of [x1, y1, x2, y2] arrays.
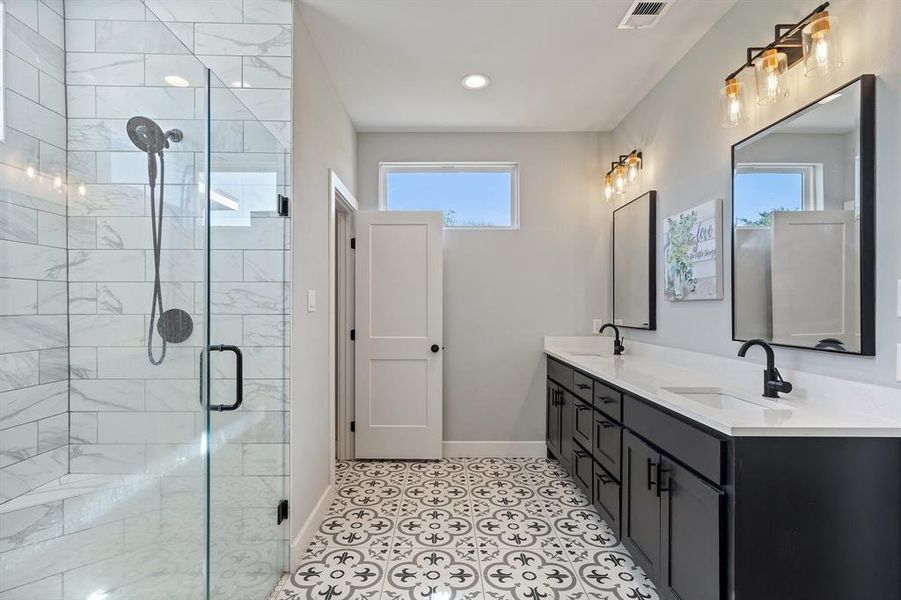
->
[[662, 387, 791, 413]]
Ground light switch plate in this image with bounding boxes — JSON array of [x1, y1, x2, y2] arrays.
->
[[307, 289, 317, 312], [592, 319, 604, 334]]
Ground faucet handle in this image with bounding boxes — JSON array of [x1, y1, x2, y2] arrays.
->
[[770, 367, 793, 395]]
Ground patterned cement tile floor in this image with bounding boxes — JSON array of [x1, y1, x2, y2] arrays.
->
[[276, 457, 658, 600]]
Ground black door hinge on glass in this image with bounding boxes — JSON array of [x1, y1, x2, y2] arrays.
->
[[277, 499, 289, 524]]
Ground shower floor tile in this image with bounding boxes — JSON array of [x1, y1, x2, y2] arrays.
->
[[277, 457, 659, 600]]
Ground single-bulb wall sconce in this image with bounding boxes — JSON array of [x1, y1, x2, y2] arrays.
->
[[604, 150, 642, 201], [720, 2, 840, 126]]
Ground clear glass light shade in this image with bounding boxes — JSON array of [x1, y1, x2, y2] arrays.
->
[[626, 154, 641, 185], [719, 78, 749, 128], [613, 164, 627, 195], [754, 49, 789, 105], [603, 174, 614, 201], [802, 13, 842, 77]]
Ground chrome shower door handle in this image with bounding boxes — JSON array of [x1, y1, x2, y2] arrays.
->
[[199, 344, 244, 412]]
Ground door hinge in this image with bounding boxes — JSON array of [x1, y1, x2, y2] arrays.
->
[[277, 194, 289, 217], [350, 420, 356, 432], [350, 329, 355, 341], [277, 499, 289, 525], [350, 237, 356, 249]]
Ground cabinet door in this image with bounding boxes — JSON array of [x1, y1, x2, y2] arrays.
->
[[572, 398, 593, 451], [559, 390, 575, 473], [622, 431, 662, 581], [660, 458, 723, 600], [546, 381, 561, 458], [593, 414, 622, 479]]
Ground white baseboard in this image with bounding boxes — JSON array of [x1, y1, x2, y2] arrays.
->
[[442, 441, 546, 458], [290, 483, 335, 569]]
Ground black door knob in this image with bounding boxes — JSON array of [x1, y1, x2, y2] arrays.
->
[[431, 344, 440, 353]]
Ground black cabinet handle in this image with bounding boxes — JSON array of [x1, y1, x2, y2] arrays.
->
[[596, 420, 613, 429], [597, 473, 612, 484], [598, 396, 618, 404], [575, 403, 591, 412], [574, 448, 590, 459], [655, 461, 669, 497], [576, 383, 591, 390], [647, 458, 656, 492]]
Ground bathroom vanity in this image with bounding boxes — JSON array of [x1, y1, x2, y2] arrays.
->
[[545, 339, 901, 600]]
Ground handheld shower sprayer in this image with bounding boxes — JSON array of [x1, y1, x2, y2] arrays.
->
[[126, 116, 192, 365]]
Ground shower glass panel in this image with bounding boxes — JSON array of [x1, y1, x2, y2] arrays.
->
[[204, 72, 290, 599]]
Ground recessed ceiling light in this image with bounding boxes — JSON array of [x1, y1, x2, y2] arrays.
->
[[818, 92, 842, 105], [461, 73, 490, 90], [165, 75, 190, 88]]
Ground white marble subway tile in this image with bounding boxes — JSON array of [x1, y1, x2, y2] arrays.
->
[[0, 575, 62, 600], [242, 347, 288, 380], [70, 379, 144, 412], [207, 216, 287, 250], [217, 412, 286, 445], [97, 281, 191, 315], [5, 53, 40, 101], [202, 87, 254, 121], [38, 72, 66, 116], [0, 201, 38, 243], [241, 379, 286, 411], [38, 141, 67, 180], [145, 443, 231, 477], [5, 91, 66, 149], [68, 282, 98, 314], [70, 314, 145, 347], [242, 250, 286, 282], [144, 248, 203, 283], [242, 507, 285, 542], [66, 85, 96, 118], [41, 0, 64, 16], [146, 0, 242, 23], [0, 352, 40, 393], [242, 444, 285, 475], [144, 379, 198, 412], [69, 413, 97, 444], [94, 20, 192, 55], [65, 0, 146, 20], [0, 129, 40, 172], [0, 381, 67, 430], [38, 347, 68, 383], [243, 120, 283, 153], [0, 241, 67, 281], [97, 412, 194, 444], [233, 88, 290, 122], [68, 348, 97, 381], [208, 475, 284, 509], [0, 164, 67, 216], [95, 152, 196, 186], [0, 315, 67, 353], [37, 211, 66, 248], [36, 413, 67, 453], [211, 120, 245, 153], [144, 54, 208, 88], [194, 23, 290, 57], [6, 13, 66, 81], [243, 315, 288, 347], [68, 249, 146, 282], [196, 55, 242, 88], [208, 283, 286, 315], [262, 120, 290, 150], [68, 184, 145, 216], [62, 479, 161, 533], [64, 18, 95, 53], [0, 422, 38, 468], [243, 0, 292, 25], [37, 2, 64, 49], [0, 519, 123, 590], [0, 501, 63, 552], [96, 347, 194, 379], [68, 118, 134, 151], [66, 53, 145, 86], [5, 0, 39, 30], [36, 274, 70, 315], [67, 217, 97, 250], [67, 151, 97, 183], [0, 446, 67, 504], [97, 216, 194, 250], [69, 444, 146, 474], [0, 280, 37, 316]]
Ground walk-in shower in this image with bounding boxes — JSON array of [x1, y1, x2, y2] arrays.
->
[[126, 116, 193, 365], [0, 2, 291, 599]]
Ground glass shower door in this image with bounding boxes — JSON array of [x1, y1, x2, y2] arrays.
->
[[202, 71, 291, 600]]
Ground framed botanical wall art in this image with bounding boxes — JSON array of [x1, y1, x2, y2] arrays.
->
[[663, 199, 723, 301]]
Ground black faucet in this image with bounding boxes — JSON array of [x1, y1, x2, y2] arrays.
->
[[599, 323, 625, 356], [737, 339, 793, 398]]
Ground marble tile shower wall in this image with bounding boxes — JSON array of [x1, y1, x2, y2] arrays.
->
[[0, 0, 69, 505]]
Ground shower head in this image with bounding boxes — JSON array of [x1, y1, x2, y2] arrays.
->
[[126, 116, 183, 153]]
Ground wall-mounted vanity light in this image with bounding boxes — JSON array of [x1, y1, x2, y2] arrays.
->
[[719, 2, 841, 128], [604, 150, 642, 201]]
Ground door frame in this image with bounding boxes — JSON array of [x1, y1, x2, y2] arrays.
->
[[328, 170, 358, 483]]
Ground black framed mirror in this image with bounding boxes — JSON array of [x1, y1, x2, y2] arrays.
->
[[613, 191, 657, 330], [731, 74, 875, 355]]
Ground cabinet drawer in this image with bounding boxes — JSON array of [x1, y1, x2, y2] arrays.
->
[[572, 446, 593, 500], [593, 464, 621, 538], [623, 394, 725, 485], [547, 358, 573, 390], [573, 371, 594, 403], [573, 398, 594, 450], [594, 380, 623, 422], [593, 413, 622, 479]]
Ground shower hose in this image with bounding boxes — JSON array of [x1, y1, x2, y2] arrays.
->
[[148, 152, 166, 365]]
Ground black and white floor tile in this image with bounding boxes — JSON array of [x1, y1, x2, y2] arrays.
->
[[277, 457, 659, 600]]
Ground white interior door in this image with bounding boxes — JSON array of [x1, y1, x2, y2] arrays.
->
[[771, 210, 857, 348], [355, 211, 443, 459]]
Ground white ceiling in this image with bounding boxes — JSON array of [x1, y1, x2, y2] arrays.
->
[[298, 0, 735, 132]]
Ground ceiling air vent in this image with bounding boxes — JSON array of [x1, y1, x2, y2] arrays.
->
[[617, 0, 673, 30]]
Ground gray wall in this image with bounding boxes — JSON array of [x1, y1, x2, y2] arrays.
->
[[609, 0, 901, 386], [356, 132, 610, 443], [289, 7, 357, 546]]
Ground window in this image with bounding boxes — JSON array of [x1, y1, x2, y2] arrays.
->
[[734, 163, 823, 226], [379, 163, 519, 229]]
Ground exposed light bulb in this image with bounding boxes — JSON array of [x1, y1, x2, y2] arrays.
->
[[815, 38, 829, 67], [720, 77, 747, 128], [614, 164, 627, 195], [603, 174, 614, 201], [626, 154, 641, 183]]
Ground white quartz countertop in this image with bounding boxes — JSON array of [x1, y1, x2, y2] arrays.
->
[[544, 337, 901, 437]]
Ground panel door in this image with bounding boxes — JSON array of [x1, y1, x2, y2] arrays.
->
[[546, 381, 562, 457], [622, 431, 662, 581], [559, 390, 575, 473]]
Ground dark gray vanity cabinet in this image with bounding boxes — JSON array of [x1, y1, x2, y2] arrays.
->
[[545, 364, 575, 474], [622, 431, 663, 581], [545, 380, 562, 457]]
